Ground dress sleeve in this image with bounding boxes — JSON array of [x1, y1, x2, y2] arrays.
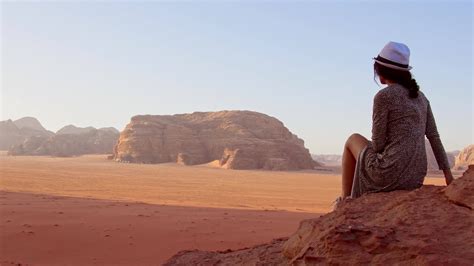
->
[[425, 101, 450, 170], [371, 91, 389, 153]]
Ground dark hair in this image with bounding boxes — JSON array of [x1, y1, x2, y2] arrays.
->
[[374, 62, 420, 98]]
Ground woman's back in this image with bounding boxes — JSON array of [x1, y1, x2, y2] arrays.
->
[[372, 84, 430, 189]]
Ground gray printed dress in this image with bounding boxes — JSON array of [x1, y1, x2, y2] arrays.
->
[[351, 84, 450, 198]]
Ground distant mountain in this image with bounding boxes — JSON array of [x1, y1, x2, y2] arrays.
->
[[98, 127, 120, 134], [9, 128, 120, 157], [13, 117, 47, 131], [0, 117, 53, 150], [311, 154, 342, 167], [2, 117, 120, 156], [0, 120, 24, 150], [56, 125, 96, 135]]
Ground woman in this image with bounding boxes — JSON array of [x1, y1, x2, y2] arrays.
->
[[337, 41, 454, 205]]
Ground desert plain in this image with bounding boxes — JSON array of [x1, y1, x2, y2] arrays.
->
[[0, 152, 447, 265]]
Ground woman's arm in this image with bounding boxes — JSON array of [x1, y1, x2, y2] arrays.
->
[[372, 91, 389, 153], [443, 169, 454, 185], [426, 101, 452, 185]]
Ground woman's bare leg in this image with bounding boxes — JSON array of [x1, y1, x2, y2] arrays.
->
[[341, 133, 369, 197]]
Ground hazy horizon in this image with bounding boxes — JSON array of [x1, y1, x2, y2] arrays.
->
[[1, 1, 472, 154]]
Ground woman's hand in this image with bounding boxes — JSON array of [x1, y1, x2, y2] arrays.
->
[[443, 169, 454, 185]]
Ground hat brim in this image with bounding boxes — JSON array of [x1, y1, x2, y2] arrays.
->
[[373, 58, 412, 71]]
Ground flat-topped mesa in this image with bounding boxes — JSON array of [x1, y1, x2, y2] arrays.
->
[[113, 111, 318, 170]]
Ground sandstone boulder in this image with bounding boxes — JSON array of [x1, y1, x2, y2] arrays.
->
[[165, 166, 474, 265], [114, 111, 318, 170]]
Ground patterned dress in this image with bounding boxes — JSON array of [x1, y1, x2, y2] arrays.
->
[[351, 84, 450, 198]]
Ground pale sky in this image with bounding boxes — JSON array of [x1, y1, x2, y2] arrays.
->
[[1, 1, 472, 154]]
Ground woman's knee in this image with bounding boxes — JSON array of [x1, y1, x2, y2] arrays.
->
[[345, 133, 364, 147]]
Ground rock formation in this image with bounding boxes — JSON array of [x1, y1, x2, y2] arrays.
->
[[0, 117, 53, 150], [454, 144, 474, 170], [113, 111, 318, 170], [165, 166, 474, 265], [8, 128, 119, 157]]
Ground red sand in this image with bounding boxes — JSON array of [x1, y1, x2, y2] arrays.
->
[[0, 191, 316, 265], [0, 154, 446, 264]]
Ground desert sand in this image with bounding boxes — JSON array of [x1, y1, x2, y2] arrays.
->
[[0, 153, 446, 264]]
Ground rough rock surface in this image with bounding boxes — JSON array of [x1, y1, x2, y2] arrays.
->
[[453, 144, 474, 170], [114, 111, 318, 170], [8, 128, 119, 157], [165, 166, 474, 265]]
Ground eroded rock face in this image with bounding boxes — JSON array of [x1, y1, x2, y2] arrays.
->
[[454, 144, 474, 170], [165, 166, 474, 265], [114, 111, 318, 170]]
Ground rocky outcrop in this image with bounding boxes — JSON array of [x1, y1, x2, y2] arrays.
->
[[0, 117, 53, 150], [8, 128, 119, 157], [165, 166, 474, 265], [453, 144, 474, 170], [114, 111, 318, 170]]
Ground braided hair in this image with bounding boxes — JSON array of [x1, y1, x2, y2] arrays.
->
[[374, 62, 419, 98]]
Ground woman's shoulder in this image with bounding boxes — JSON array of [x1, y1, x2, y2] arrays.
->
[[376, 84, 428, 101], [374, 84, 400, 101], [417, 90, 428, 101]]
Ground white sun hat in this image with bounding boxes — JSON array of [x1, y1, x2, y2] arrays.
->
[[373, 41, 413, 71]]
